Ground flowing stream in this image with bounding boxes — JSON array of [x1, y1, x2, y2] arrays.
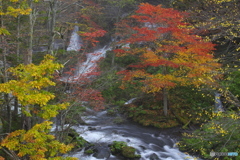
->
[[68, 108, 199, 160], [63, 29, 200, 160]]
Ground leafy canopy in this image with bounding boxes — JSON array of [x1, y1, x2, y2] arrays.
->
[[0, 55, 76, 159], [0, 54, 68, 119], [1, 121, 76, 160], [0, 0, 31, 35], [114, 3, 220, 93]]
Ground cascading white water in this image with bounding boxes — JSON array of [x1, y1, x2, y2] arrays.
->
[[63, 28, 201, 160], [214, 92, 224, 112], [67, 26, 83, 52], [62, 46, 111, 83], [68, 108, 200, 160], [74, 46, 111, 79]]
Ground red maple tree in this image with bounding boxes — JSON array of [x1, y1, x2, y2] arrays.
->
[[114, 3, 221, 116]]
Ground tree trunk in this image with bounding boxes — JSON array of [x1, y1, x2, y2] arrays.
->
[[25, 0, 37, 65], [1, 39, 11, 132], [111, 53, 115, 66], [163, 87, 168, 116], [0, 0, 12, 132], [48, 0, 58, 55], [22, 0, 37, 130], [2, 42, 11, 132], [162, 64, 168, 116], [14, 14, 21, 120], [16, 15, 20, 63], [24, 49, 33, 65]]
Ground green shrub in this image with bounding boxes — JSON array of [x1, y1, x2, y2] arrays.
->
[[85, 149, 94, 155], [107, 109, 117, 116], [179, 111, 240, 160]]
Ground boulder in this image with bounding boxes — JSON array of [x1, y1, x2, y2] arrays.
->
[[93, 144, 111, 159], [149, 153, 160, 160]]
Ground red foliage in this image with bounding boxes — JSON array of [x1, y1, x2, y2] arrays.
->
[[78, 0, 106, 47], [80, 29, 106, 46], [115, 3, 220, 92], [61, 3, 107, 110], [113, 49, 126, 54]]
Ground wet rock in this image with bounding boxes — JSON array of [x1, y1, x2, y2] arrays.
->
[[139, 145, 146, 150], [122, 146, 141, 159], [93, 144, 111, 159], [33, 46, 48, 53], [53, 39, 65, 50], [149, 153, 160, 160], [88, 126, 97, 131], [112, 130, 119, 134]]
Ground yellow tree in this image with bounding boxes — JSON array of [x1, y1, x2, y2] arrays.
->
[[0, 0, 32, 136], [0, 55, 77, 160], [0, 0, 31, 35]]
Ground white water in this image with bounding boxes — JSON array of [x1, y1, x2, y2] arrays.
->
[[62, 45, 111, 83], [74, 46, 111, 77], [214, 92, 224, 112], [64, 28, 200, 160], [67, 109, 199, 160], [67, 26, 83, 52]]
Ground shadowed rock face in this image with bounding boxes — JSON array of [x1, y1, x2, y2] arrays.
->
[[33, 39, 65, 53], [54, 39, 66, 50], [92, 144, 111, 159], [33, 46, 48, 53]]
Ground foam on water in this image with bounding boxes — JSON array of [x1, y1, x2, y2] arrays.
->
[[68, 108, 200, 160]]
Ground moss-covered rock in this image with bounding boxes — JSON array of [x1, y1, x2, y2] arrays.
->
[[84, 149, 94, 155], [122, 146, 141, 159], [110, 141, 140, 159]]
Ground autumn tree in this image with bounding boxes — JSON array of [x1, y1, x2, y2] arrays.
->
[[0, 55, 77, 160], [0, 0, 32, 136], [0, 0, 31, 35], [172, 0, 240, 68], [172, 0, 240, 108], [172, 0, 240, 57], [114, 3, 220, 116]]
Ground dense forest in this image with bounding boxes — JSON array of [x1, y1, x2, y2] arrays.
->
[[0, 0, 239, 159]]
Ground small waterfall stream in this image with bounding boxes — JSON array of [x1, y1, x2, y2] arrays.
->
[[68, 108, 198, 160], [63, 29, 201, 160], [67, 25, 83, 52]]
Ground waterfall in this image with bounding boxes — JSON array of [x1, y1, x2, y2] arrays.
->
[[74, 46, 111, 78], [62, 45, 111, 83], [214, 92, 224, 112], [62, 25, 112, 82], [62, 27, 201, 160], [67, 26, 83, 52]]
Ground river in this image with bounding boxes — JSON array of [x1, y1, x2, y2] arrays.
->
[[63, 27, 200, 160], [67, 108, 199, 160]]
